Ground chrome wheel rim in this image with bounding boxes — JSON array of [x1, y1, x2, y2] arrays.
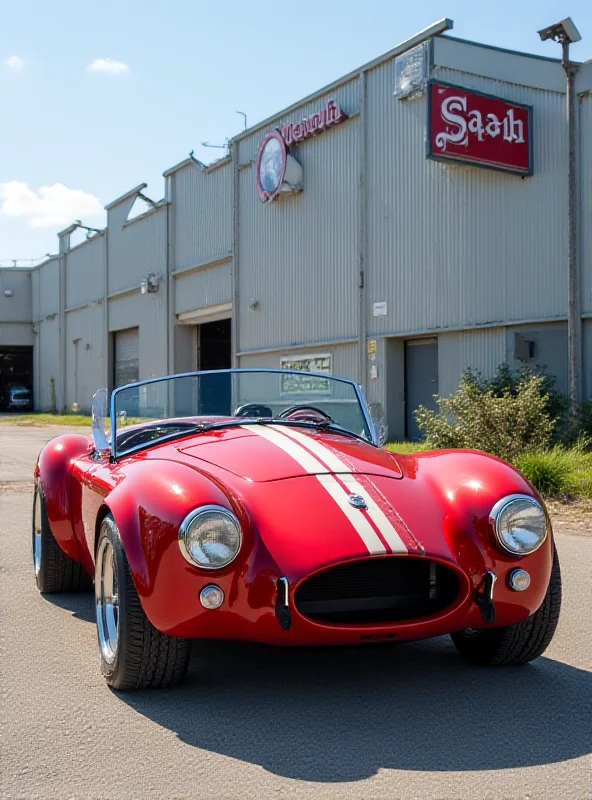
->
[[95, 538, 119, 665], [33, 487, 42, 577]]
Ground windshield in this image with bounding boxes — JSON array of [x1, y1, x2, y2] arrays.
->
[[108, 369, 373, 458], [11, 388, 30, 398]]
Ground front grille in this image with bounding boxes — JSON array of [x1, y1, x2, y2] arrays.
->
[[294, 557, 459, 625]]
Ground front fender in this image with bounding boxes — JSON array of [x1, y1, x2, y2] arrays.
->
[[393, 449, 554, 618], [35, 433, 92, 561], [101, 459, 255, 631]]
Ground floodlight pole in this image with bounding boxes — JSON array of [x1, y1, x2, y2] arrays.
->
[[562, 39, 582, 417]]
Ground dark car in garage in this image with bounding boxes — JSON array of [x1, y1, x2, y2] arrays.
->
[[1, 385, 33, 411]]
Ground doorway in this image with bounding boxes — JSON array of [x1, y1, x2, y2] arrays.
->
[[0, 346, 34, 409], [197, 318, 232, 415], [405, 338, 439, 441]]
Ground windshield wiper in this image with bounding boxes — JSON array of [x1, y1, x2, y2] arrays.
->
[[265, 418, 370, 444]]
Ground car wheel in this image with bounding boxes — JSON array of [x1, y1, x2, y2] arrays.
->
[[95, 515, 191, 691], [451, 548, 561, 666], [33, 481, 93, 593]]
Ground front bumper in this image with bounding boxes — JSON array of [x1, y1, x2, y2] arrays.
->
[[140, 542, 553, 645]]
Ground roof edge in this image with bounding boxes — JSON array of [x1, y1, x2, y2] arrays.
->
[[163, 153, 232, 178], [105, 182, 148, 211]]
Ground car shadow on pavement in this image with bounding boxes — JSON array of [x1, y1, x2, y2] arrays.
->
[[117, 636, 592, 782], [44, 592, 95, 623]]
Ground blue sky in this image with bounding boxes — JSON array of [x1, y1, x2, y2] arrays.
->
[[1, 0, 590, 263]]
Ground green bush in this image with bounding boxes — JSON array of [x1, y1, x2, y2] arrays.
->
[[415, 370, 555, 462], [464, 363, 569, 428]]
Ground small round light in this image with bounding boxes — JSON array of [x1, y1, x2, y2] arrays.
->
[[200, 585, 224, 609], [508, 568, 531, 592], [490, 495, 547, 556]]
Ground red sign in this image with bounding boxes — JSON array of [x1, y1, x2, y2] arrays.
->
[[255, 100, 348, 202], [280, 100, 347, 146], [428, 82, 532, 175]]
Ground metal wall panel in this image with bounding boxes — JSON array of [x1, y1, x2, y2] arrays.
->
[[238, 111, 360, 353], [438, 327, 506, 397], [432, 37, 565, 93], [366, 59, 567, 339], [65, 305, 106, 412], [173, 163, 233, 271], [505, 322, 568, 396], [108, 206, 167, 294], [37, 317, 60, 411], [37, 258, 60, 318], [0, 270, 32, 323], [0, 322, 34, 346], [31, 268, 40, 323], [66, 234, 105, 308], [108, 291, 168, 380], [175, 262, 232, 315], [580, 93, 591, 316]]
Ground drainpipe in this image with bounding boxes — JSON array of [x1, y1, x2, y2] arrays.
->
[[103, 229, 109, 392], [58, 251, 67, 412], [563, 41, 582, 414], [231, 140, 240, 369], [357, 70, 368, 394]]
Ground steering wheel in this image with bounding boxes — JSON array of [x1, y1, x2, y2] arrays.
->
[[277, 405, 333, 424], [234, 403, 273, 418]]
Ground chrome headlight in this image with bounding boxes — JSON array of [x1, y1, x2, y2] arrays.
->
[[489, 494, 547, 556], [179, 505, 242, 569]]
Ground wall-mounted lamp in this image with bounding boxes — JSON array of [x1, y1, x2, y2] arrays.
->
[[141, 274, 159, 294], [4, 289, 13, 297], [249, 298, 260, 309]]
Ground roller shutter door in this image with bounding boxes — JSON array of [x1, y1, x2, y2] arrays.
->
[[114, 328, 139, 387]]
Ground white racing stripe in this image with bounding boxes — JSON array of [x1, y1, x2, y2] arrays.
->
[[241, 424, 387, 554], [270, 425, 408, 554]]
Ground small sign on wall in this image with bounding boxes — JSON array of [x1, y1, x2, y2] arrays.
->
[[373, 302, 387, 317], [280, 353, 332, 395], [394, 41, 429, 100]]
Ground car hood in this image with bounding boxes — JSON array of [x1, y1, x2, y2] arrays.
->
[[177, 424, 404, 482]]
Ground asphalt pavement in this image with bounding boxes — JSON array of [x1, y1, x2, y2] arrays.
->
[[0, 424, 590, 799]]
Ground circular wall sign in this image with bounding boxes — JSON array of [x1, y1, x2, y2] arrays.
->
[[255, 130, 287, 202]]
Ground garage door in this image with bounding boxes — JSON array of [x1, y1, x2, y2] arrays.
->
[[114, 328, 139, 388]]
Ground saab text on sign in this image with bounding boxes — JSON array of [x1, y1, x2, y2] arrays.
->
[[428, 82, 532, 175]]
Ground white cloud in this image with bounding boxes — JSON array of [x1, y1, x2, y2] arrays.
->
[[5, 56, 25, 71], [87, 58, 129, 75], [0, 182, 104, 229]]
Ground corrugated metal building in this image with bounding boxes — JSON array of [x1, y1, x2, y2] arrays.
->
[[2, 19, 591, 438]]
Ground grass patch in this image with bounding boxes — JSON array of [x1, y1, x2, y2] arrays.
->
[[385, 441, 429, 454], [0, 413, 94, 426], [0, 413, 147, 428], [515, 445, 592, 500]]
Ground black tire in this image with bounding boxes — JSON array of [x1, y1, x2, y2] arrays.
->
[[33, 481, 93, 594], [95, 515, 191, 691], [451, 548, 562, 666]]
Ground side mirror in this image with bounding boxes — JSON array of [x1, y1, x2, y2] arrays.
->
[[91, 389, 110, 454], [369, 402, 388, 447]]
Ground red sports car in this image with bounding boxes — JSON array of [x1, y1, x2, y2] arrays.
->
[[33, 369, 561, 691]]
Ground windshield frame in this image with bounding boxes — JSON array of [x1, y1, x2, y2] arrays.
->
[[108, 368, 376, 460]]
